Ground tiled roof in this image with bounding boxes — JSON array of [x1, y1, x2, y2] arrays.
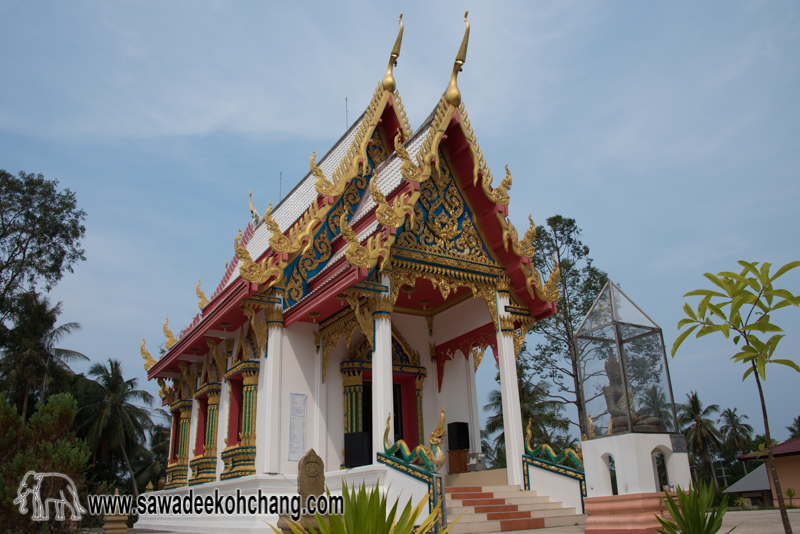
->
[[739, 438, 800, 460], [723, 463, 770, 494]]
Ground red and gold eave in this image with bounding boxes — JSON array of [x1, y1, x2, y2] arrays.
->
[[148, 96, 559, 383]]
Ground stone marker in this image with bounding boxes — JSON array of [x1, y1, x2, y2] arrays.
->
[[277, 448, 326, 533], [103, 489, 128, 534]]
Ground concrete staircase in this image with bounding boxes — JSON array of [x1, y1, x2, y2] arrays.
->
[[443, 470, 586, 533]]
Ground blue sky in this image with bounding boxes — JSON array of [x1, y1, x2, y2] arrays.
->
[[1, 1, 798, 443]]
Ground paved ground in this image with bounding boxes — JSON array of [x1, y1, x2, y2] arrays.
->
[[505, 508, 800, 534], [126, 509, 799, 533]]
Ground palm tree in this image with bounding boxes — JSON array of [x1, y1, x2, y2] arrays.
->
[[0, 292, 87, 421], [719, 407, 754, 475], [135, 409, 171, 490], [678, 391, 723, 488], [719, 408, 754, 450], [79, 358, 154, 501], [787, 416, 800, 440], [483, 357, 569, 464], [639, 385, 674, 431]]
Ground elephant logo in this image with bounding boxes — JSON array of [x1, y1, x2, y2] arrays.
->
[[13, 471, 87, 521]]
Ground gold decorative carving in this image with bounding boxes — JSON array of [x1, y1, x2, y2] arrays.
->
[[163, 318, 177, 349], [445, 11, 470, 108], [206, 338, 227, 379], [512, 329, 525, 359], [429, 343, 436, 361], [499, 315, 516, 335], [381, 13, 404, 93], [519, 216, 537, 258], [178, 362, 196, 398], [340, 214, 372, 268], [524, 256, 561, 303], [157, 378, 174, 405], [240, 303, 266, 358], [371, 180, 418, 230], [311, 151, 338, 197], [141, 339, 156, 371], [196, 280, 210, 310], [242, 369, 259, 386], [496, 213, 537, 259], [471, 345, 487, 372], [234, 228, 283, 286], [394, 132, 422, 183], [298, 227, 332, 281], [394, 152, 497, 269], [265, 305, 284, 330], [388, 264, 499, 330], [482, 164, 512, 205], [286, 267, 303, 303], [392, 90, 413, 139], [263, 202, 291, 253], [371, 293, 394, 319], [319, 306, 360, 384], [344, 290, 374, 349]]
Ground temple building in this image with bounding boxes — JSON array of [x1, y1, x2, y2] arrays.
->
[[137, 14, 586, 534]]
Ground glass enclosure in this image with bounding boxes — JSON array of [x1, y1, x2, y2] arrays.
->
[[575, 281, 678, 439]]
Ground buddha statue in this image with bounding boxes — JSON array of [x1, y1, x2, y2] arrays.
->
[[603, 350, 664, 433]]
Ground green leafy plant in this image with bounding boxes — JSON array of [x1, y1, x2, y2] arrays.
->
[[656, 483, 732, 534], [672, 260, 800, 534], [269, 479, 460, 534], [785, 488, 796, 508]]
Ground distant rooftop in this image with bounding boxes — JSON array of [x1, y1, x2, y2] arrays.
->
[[723, 463, 770, 494], [739, 438, 800, 461]]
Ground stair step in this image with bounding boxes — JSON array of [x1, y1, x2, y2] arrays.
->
[[447, 517, 547, 534], [448, 507, 577, 523], [447, 490, 541, 503], [446, 501, 566, 516]]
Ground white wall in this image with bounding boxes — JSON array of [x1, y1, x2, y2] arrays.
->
[[583, 433, 692, 497], [324, 337, 348, 469], [279, 322, 320, 475], [525, 462, 583, 514]]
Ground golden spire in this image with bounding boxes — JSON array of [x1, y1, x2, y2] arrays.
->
[[381, 13, 404, 93], [445, 10, 470, 107], [196, 279, 209, 310], [248, 189, 259, 221], [140, 339, 156, 371], [163, 318, 177, 349]]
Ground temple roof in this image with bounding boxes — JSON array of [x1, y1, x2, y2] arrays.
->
[[144, 13, 560, 380]]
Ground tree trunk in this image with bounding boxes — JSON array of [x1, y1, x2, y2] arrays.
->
[[121, 444, 140, 503], [752, 362, 792, 534], [21, 379, 29, 423]]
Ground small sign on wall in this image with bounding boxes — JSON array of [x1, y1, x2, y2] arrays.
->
[[288, 393, 307, 462], [670, 434, 688, 453]]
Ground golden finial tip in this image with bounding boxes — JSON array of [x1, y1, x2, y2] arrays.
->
[[465, 10, 468, 21], [382, 13, 405, 92]]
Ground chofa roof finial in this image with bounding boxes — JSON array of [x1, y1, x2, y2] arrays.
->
[[381, 13, 404, 93], [445, 10, 470, 107]]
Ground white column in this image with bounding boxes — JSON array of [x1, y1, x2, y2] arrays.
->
[[215, 380, 229, 479], [312, 323, 328, 464], [371, 277, 394, 463], [496, 293, 525, 486], [257, 304, 284, 474], [465, 350, 481, 454], [187, 393, 199, 479]]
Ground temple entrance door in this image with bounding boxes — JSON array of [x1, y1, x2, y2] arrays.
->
[[361, 381, 405, 446]]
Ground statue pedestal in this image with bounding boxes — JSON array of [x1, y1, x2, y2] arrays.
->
[[584, 492, 676, 534], [276, 514, 322, 534], [583, 433, 690, 498]]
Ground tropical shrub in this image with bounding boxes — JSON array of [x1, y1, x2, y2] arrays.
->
[[270, 479, 460, 534], [656, 482, 731, 534]]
